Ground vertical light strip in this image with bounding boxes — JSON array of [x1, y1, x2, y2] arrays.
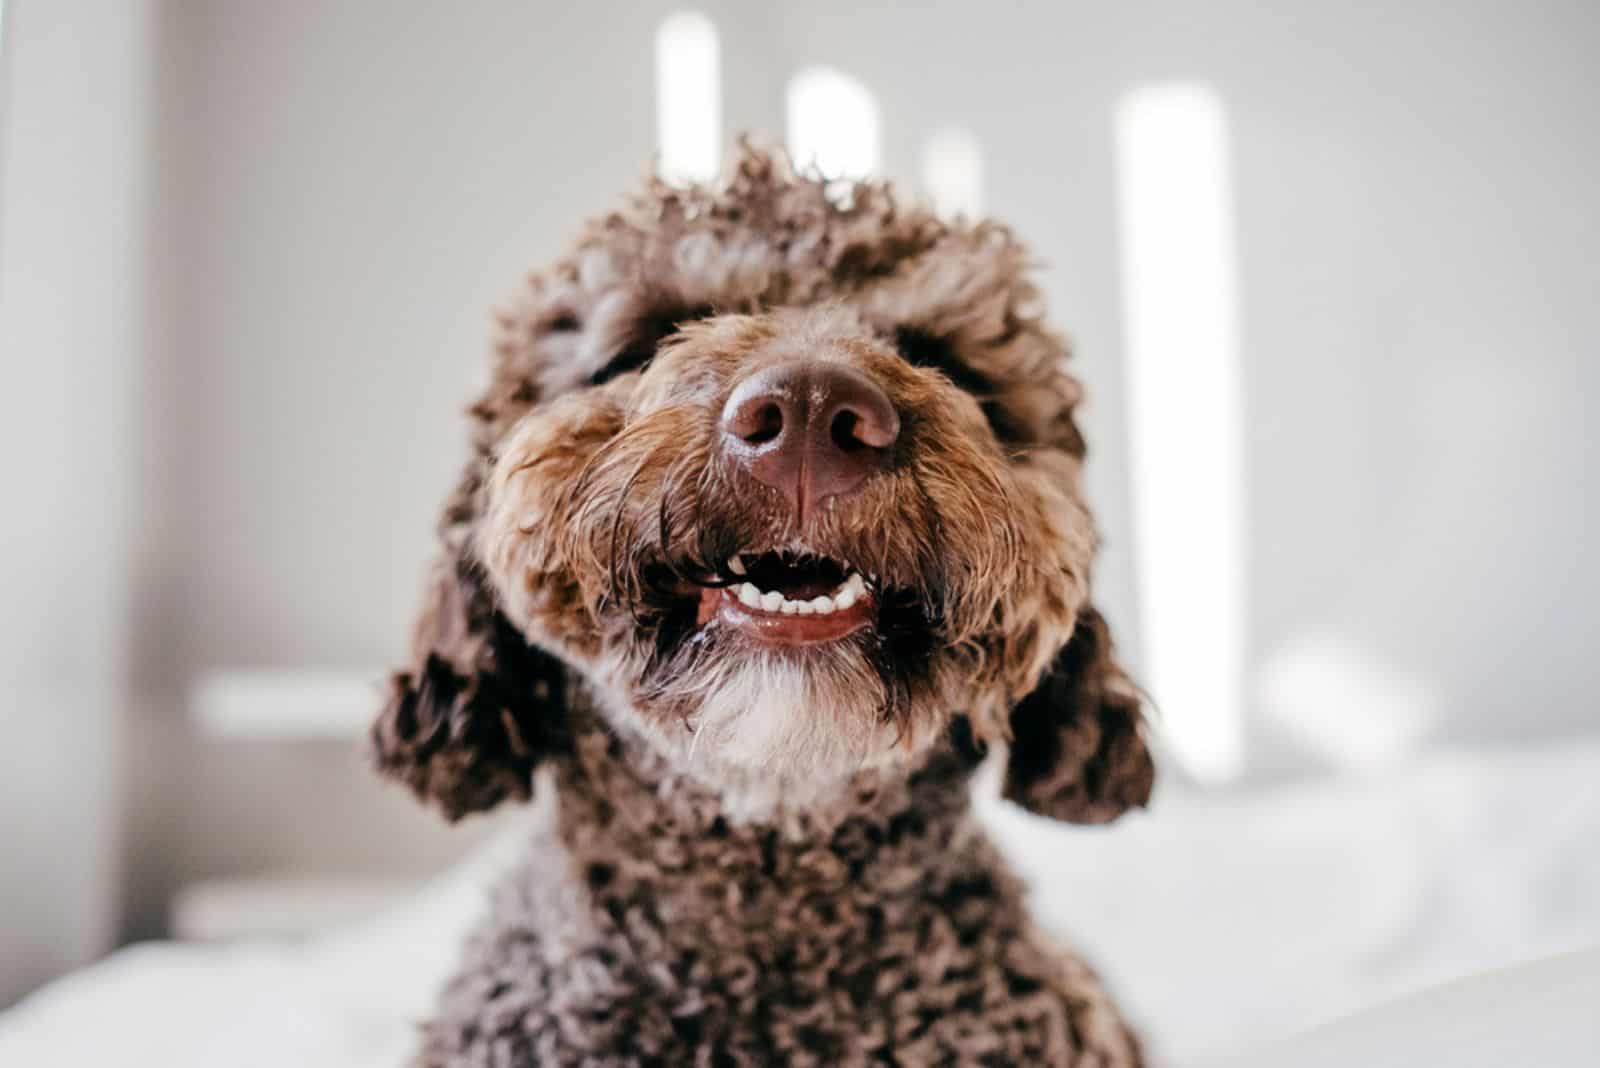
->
[[1114, 84, 1246, 783], [785, 66, 880, 179], [654, 11, 721, 184], [0, 0, 11, 269], [921, 126, 984, 218]]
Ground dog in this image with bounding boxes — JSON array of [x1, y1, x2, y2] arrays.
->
[[372, 147, 1154, 1066]]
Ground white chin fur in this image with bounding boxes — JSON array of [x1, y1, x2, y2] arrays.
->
[[608, 651, 925, 822], [693, 660, 868, 771]]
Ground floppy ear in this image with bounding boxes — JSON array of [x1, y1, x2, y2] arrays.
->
[[1001, 604, 1154, 824], [370, 467, 570, 821]]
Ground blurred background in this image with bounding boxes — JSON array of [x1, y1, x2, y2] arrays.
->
[[1, 0, 1596, 1063]]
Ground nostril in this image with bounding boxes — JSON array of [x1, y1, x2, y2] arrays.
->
[[832, 394, 900, 451], [740, 402, 784, 445], [721, 381, 789, 447], [830, 410, 868, 452]]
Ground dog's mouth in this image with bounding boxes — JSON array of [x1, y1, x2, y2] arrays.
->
[[695, 550, 876, 645]]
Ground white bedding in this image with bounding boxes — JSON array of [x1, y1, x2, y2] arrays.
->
[[982, 735, 1600, 1061], [1214, 947, 1600, 1068], [4, 735, 1597, 1066], [0, 832, 517, 1068]]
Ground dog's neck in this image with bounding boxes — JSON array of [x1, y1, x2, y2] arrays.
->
[[547, 710, 994, 921]]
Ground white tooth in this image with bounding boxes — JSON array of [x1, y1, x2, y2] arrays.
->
[[727, 556, 746, 575], [779, 598, 799, 614], [830, 572, 863, 597], [738, 583, 762, 608], [761, 590, 784, 612], [834, 586, 858, 609], [810, 595, 836, 615], [796, 600, 815, 615]]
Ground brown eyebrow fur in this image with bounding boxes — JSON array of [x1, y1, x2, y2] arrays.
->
[[475, 148, 1084, 462]]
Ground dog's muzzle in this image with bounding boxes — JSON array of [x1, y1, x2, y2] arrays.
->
[[698, 359, 900, 647]]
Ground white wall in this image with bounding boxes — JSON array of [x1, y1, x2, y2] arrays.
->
[[0, 0, 158, 1005]]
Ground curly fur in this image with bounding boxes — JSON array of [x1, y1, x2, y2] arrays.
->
[[372, 147, 1154, 1065]]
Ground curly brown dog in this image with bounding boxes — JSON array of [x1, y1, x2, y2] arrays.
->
[[372, 147, 1154, 1066]]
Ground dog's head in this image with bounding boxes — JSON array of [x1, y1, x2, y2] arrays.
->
[[372, 149, 1152, 823]]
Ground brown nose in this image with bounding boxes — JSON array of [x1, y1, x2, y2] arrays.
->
[[719, 360, 900, 518]]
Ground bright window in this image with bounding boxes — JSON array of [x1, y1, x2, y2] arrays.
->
[[1114, 84, 1246, 783], [921, 126, 983, 218], [785, 66, 880, 179], [654, 11, 721, 183]]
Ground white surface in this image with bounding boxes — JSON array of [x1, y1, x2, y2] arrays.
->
[[0, 826, 523, 1068], [981, 733, 1600, 1062], [0, 0, 159, 1005], [3, 735, 1598, 1066], [190, 670, 384, 739], [171, 876, 419, 941], [1217, 948, 1600, 1068]]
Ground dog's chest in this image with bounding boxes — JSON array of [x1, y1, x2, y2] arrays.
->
[[419, 833, 1136, 1066]]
